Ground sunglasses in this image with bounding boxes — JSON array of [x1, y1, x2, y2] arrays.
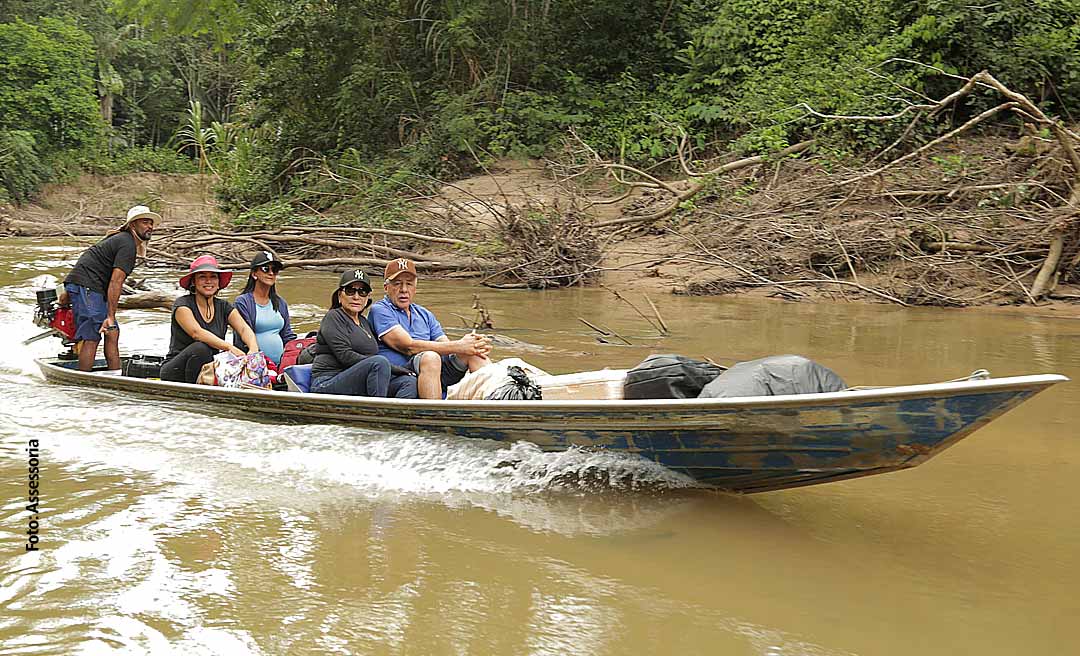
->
[[340, 286, 370, 297], [257, 264, 282, 274]]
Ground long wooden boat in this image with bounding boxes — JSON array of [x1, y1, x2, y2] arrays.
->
[[36, 357, 1066, 493]]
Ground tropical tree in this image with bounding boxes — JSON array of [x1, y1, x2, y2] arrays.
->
[[174, 99, 216, 173], [93, 22, 136, 127], [0, 17, 100, 148]]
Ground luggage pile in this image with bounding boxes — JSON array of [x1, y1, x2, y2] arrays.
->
[[624, 353, 847, 400], [444, 353, 845, 402]]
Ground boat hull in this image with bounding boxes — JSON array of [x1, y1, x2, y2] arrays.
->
[[36, 358, 1066, 493]]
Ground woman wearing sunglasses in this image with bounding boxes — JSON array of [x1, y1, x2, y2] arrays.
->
[[309, 269, 417, 398], [233, 251, 297, 366]]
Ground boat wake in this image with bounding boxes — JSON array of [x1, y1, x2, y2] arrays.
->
[[1, 272, 699, 503]]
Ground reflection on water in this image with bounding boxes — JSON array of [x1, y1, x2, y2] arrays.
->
[[2, 238, 1079, 655]]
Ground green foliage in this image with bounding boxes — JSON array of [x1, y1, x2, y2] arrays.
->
[[675, 0, 1080, 153], [212, 126, 280, 215], [233, 198, 304, 228], [889, 0, 1080, 106], [7, 0, 1080, 214], [110, 34, 197, 146], [0, 18, 101, 149], [78, 145, 198, 175], [112, 0, 256, 44], [0, 131, 47, 203], [469, 73, 691, 166], [173, 99, 216, 173]]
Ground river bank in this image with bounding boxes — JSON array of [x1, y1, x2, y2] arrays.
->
[[3, 142, 1079, 319]]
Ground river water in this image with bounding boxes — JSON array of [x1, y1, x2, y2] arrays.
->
[[1, 238, 1078, 655]]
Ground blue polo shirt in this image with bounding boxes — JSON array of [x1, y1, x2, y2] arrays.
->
[[369, 296, 446, 367]]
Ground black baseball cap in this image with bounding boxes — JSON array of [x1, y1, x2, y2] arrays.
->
[[337, 269, 371, 292], [250, 250, 285, 269]]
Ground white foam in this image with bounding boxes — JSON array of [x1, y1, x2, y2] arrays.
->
[[2, 269, 695, 509]]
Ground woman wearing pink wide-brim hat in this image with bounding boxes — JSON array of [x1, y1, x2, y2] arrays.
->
[[160, 254, 261, 383]]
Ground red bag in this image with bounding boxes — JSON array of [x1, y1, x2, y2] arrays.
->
[[279, 336, 317, 369]]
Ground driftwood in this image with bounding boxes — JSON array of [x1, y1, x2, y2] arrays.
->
[[145, 224, 500, 274], [470, 294, 494, 329], [601, 285, 669, 335], [638, 67, 1078, 307], [483, 203, 601, 289], [643, 294, 669, 334], [577, 317, 632, 345], [1030, 229, 1066, 299], [569, 138, 816, 229], [118, 290, 179, 310], [230, 256, 497, 270], [801, 68, 1080, 303]]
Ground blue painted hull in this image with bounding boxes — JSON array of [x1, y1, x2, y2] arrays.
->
[[36, 358, 1067, 493]]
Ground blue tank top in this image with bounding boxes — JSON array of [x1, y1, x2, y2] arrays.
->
[[254, 301, 285, 365]]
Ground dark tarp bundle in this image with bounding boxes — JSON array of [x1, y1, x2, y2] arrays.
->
[[623, 354, 727, 400], [698, 354, 846, 398], [485, 365, 543, 400]]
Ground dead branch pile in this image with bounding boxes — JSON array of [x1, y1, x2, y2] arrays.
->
[[557, 67, 1080, 306], [146, 224, 497, 273], [483, 203, 601, 288], [672, 181, 1065, 307]]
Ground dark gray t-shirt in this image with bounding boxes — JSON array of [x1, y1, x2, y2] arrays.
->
[[167, 295, 233, 358], [311, 308, 380, 380], [64, 231, 137, 295]]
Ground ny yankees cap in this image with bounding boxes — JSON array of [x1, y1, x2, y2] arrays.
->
[[384, 258, 417, 282], [337, 268, 372, 292]]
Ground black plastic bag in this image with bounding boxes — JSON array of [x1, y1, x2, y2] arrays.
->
[[623, 354, 727, 400], [485, 365, 543, 400]]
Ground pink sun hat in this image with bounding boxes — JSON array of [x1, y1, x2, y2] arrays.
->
[[179, 254, 234, 290]]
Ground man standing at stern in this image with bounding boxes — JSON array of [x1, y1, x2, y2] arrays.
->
[[59, 205, 157, 372], [370, 258, 492, 399]]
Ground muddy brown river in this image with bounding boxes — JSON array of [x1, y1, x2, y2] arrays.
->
[[2, 238, 1078, 655]]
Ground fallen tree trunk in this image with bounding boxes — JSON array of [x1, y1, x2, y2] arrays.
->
[[118, 290, 179, 310], [209, 256, 503, 271]]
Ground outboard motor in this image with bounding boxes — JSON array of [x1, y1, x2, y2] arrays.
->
[[26, 287, 78, 359]]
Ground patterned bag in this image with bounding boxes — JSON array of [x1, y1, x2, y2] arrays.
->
[[213, 351, 272, 389]]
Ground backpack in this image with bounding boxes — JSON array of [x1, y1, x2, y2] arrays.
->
[[279, 335, 318, 369]]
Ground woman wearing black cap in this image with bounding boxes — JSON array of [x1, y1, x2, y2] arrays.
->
[[233, 251, 296, 366], [310, 269, 417, 398]]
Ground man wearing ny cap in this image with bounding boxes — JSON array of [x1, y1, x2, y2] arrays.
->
[[59, 205, 158, 372], [369, 258, 492, 399]]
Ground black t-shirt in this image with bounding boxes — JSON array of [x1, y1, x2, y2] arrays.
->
[[64, 231, 138, 295], [168, 295, 234, 358], [311, 308, 380, 380]]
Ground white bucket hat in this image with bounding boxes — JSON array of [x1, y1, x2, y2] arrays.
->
[[122, 205, 161, 229]]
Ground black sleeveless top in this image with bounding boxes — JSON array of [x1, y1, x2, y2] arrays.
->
[[167, 295, 233, 358]]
